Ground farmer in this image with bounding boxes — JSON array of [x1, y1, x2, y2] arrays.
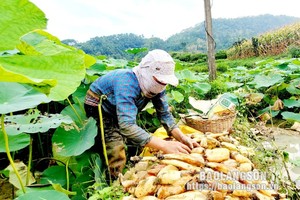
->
[[84, 49, 199, 178]]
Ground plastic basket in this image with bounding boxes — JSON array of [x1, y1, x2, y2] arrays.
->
[[184, 113, 236, 133]]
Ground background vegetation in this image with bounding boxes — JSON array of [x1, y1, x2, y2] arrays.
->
[[63, 14, 300, 59]]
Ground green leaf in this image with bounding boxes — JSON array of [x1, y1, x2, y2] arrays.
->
[[0, 169, 9, 177], [171, 90, 184, 103], [146, 108, 156, 115], [275, 62, 289, 70], [192, 82, 211, 95], [106, 58, 128, 69], [180, 69, 199, 82], [266, 82, 288, 93], [0, 30, 96, 101], [71, 169, 95, 199], [125, 47, 147, 54], [15, 190, 70, 200], [0, 0, 47, 51], [225, 82, 243, 89], [52, 118, 97, 157], [17, 30, 96, 69], [71, 151, 96, 174], [0, 53, 87, 101], [252, 74, 284, 89], [86, 60, 107, 76], [17, 30, 73, 56], [152, 118, 160, 127], [61, 104, 87, 127], [283, 99, 300, 108], [0, 82, 51, 114], [0, 65, 57, 90], [0, 132, 30, 152], [175, 62, 184, 71], [286, 78, 300, 95], [51, 182, 76, 196], [71, 84, 89, 105], [259, 107, 280, 117], [15, 186, 53, 197], [40, 166, 67, 186], [281, 111, 300, 122], [4, 109, 73, 135]]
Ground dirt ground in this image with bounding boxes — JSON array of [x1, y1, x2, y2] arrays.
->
[[0, 179, 15, 200]]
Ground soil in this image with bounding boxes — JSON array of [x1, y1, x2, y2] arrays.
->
[[0, 179, 15, 200], [251, 122, 300, 183]]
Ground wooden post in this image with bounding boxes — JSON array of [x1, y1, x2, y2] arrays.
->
[[204, 0, 216, 80]]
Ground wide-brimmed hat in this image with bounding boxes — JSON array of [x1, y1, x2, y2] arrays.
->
[[139, 49, 179, 86]]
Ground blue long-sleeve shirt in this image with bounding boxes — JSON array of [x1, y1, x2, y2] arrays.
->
[[89, 69, 178, 146]]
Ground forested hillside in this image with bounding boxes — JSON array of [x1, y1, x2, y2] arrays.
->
[[165, 14, 300, 52], [63, 14, 299, 59]]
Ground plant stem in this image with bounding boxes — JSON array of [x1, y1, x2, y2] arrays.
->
[[1, 114, 26, 193], [26, 136, 33, 185], [66, 158, 70, 191], [67, 97, 83, 125], [98, 95, 112, 185], [37, 133, 44, 157], [74, 96, 86, 116], [269, 105, 274, 128]]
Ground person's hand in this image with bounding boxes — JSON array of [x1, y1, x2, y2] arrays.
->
[[145, 135, 196, 155], [180, 135, 200, 149], [170, 128, 200, 149], [162, 140, 192, 154]]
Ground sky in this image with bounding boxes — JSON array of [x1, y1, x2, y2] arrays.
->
[[30, 0, 300, 42]]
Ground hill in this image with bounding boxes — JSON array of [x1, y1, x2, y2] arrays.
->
[[63, 14, 300, 59], [165, 14, 300, 52]]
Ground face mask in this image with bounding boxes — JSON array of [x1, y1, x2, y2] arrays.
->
[[132, 49, 178, 98], [133, 66, 166, 98]]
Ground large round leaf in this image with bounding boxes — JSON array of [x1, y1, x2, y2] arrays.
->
[[193, 82, 211, 95], [0, 30, 96, 101], [0, 82, 51, 114], [86, 61, 107, 76], [252, 74, 283, 89], [40, 166, 68, 186], [0, 53, 86, 101], [180, 69, 199, 83], [52, 118, 97, 157], [71, 84, 90, 105], [0, 132, 30, 152], [225, 82, 243, 89], [15, 190, 70, 200], [283, 99, 300, 108], [0, 66, 57, 91], [0, 0, 47, 51], [61, 104, 87, 127], [4, 109, 73, 135], [171, 90, 184, 103], [282, 111, 300, 122], [286, 78, 300, 95]]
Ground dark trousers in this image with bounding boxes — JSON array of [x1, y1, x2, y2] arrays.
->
[[84, 104, 141, 179]]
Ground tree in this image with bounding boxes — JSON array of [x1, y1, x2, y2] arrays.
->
[[204, 0, 216, 80]]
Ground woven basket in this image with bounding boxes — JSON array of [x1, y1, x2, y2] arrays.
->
[[184, 113, 236, 133]]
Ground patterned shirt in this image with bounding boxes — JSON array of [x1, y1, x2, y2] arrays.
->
[[87, 69, 178, 146]]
